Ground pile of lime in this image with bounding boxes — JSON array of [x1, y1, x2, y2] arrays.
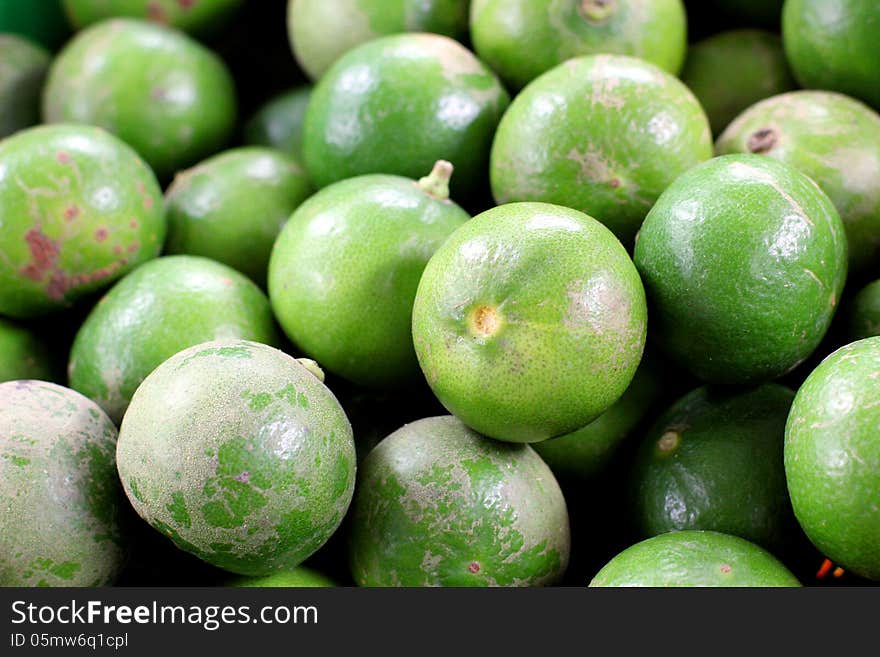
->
[[1, 0, 879, 589]]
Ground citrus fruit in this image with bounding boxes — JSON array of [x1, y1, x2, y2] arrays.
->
[[633, 154, 847, 384], [288, 0, 469, 81], [490, 54, 712, 244], [470, 0, 687, 91], [0, 380, 127, 586], [589, 530, 801, 586], [630, 384, 796, 552], [348, 415, 570, 586], [782, 0, 880, 110], [303, 33, 509, 200], [268, 161, 469, 389], [785, 337, 880, 580], [116, 338, 357, 576], [412, 201, 647, 443]]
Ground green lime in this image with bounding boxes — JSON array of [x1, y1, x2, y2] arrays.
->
[[785, 337, 880, 580], [0, 34, 51, 139], [0, 380, 126, 586], [589, 530, 801, 587], [268, 161, 469, 389], [288, 0, 469, 81], [68, 255, 280, 423], [0, 124, 165, 319], [716, 90, 880, 275], [634, 154, 847, 384], [412, 202, 647, 443], [243, 86, 312, 161], [681, 30, 796, 136], [490, 54, 712, 245], [62, 0, 244, 36], [165, 147, 313, 287], [470, 0, 687, 91], [630, 384, 796, 553], [783, 0, 880, 110], [533, 356, 663, 481], [116, 338, 356, 576], [303, 33, 509, 200], [348, 415, 570, 586], [43, 18, 237, 180], [0, 319, 54, 383]]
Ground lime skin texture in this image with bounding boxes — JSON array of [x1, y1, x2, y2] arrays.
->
[[0, 318, 54, 383], [42, 18, 237, 181], [0, 34, 51, 139], [785, 337, 880, 580], [115, 338, 357, 576], [783, 0, 880, 110], [348, 415, 571, 587], [68, 255, 281, 425], [589, 530, 801, 587], [846, 279, 880, 341], [629, 384, 797, 554], [681, 29, 796, 137], [62, 0, 245, 37], [226, 566, 336, 587], [490, 54, 712, 246], [303, 32, 510, 201], [717, 90, 880, 275], [533, 355, 663, 482], [0, 123, 166, 319], [0, 380, 127, 586], [268, 163, 469, 390], [288, 0, 469, 81], [634, 154, 847, 385], [412, 201, 647, 444], [243, 86, 313, 161], [165, 147, 313, 288], [470, 0, 687, 92]]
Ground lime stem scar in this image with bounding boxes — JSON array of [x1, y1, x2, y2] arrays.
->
[[469, 304, 501, 337]]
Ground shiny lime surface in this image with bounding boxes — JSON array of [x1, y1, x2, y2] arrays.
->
[[43, 18, 237, 180], [470, 0, 687, 91], [785, 337, 880, 580], [634, 154, 847, 384], [490, 54, 712, 245], [303, 33, 509, 200], [412, 202, 647, 443]]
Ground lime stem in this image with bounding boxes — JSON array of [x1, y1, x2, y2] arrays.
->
[[297, 358, 325, 383], [417, 160, 454, 201]]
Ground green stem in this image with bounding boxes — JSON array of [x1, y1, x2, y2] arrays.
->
[[417, 160, 454, 201]]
